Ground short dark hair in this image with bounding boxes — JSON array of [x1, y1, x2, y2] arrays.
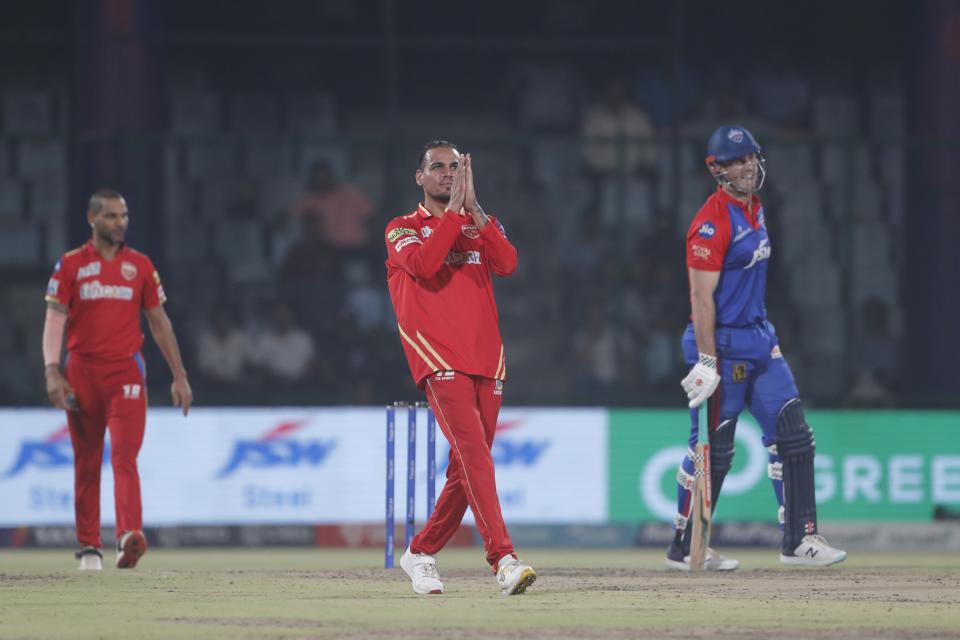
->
[[88, 188, 124, 214], [418, 140, 460, 170]]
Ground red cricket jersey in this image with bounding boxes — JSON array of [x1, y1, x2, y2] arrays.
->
[[45, 241, 166, 362], [385, 205, 517, 387]]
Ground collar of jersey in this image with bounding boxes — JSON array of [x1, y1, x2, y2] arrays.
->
[[714, 187, 761, 227], [417, 203, 432, 218], [84, 239, 128, 258]]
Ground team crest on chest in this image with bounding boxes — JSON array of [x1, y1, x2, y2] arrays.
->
[[461, 224, 480, 239], [121, 261, 138, 281]]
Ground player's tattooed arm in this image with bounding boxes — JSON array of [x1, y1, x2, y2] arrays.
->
[[463, 154, 489, 229]]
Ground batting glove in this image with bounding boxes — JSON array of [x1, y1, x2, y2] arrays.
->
[[681, 353, 720, 408]]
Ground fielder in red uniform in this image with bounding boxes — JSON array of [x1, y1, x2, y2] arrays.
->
[[42, 188, 193, 571], [386, 141, 536, 596]]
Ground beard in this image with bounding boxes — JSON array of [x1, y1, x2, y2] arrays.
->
[[96, 226, 124, 245]]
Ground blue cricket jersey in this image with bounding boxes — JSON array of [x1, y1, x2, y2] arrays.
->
[[686, 187, 770, 327]]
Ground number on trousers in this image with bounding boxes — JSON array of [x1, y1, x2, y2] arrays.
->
[[123, 384, 141, 399]]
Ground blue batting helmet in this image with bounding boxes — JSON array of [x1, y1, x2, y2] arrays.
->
[[705, 125, 761, 164]]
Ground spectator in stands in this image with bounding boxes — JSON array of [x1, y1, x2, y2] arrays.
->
[[0, 314, 32, 403], [288, 159, 376, 256], [570, 299, 634, 404], [747, 64, 811, 129], [195, 306, 253, 387], [683, 89, 778, 141], [279, 214, 341, 282], [846, 297, 898, 407], [560, 207, 608, 284], [581, 79, 656, 179], [249, 302, 316, 383], [508, 55, 583, 132]]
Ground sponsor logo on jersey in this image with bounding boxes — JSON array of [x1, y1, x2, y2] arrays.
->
[[421, 225, 433, 238], [435, 371, 455, 381], [121, 261, 137, 281], [692, 245, 711, 260], [757, 209, 765, 228], [445, 250, 481, 265], [53, 260, 61, 272], [727, 128, 744, 143], [771, 344, 783, 359], [217, 419, 337, 478], [157, 285, 167, 302], [120, 261, 137, 280], [79, 280, 134, 301], [494, 379, 503, 396], [698, 222, 716, 238], [744, 238, 771, 270], [46, 278, 59, 297], [734, 226, 753, 242], [394, 236, 423, 252], [495, 219, 507, 236], [461, 224, 480, 239], [76, 262, 101, 280], [388, 227, 417, 242]]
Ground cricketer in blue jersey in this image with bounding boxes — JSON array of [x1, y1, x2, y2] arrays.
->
[[667, 125, 847, 571]]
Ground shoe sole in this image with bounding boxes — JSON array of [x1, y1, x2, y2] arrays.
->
[[779, 552, 847, 567], [665, 558, 739, 572], [502, 567, 537, 596], [117, 531, 147, 569]]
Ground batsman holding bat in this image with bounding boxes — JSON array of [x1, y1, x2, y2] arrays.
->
[[669, 126, 847, 571]]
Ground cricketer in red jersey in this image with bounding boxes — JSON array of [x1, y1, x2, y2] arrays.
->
[[386, 142, 536, 597], [42, 189, 193, 571]]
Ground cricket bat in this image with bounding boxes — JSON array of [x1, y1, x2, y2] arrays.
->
[[689, 413, 712, 571]]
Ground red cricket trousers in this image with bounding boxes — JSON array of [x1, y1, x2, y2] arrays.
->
[[65, 353, 147, 549], [411, 371, 515, 568]]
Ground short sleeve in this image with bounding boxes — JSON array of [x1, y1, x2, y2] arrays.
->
[[686, 208, 730, 272], [45, 256, 73, 306], [142, 256, 167, 308]]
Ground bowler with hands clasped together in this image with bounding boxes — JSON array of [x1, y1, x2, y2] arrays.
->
[[670, 125, 847, 571], [385, 141, 536, 596]]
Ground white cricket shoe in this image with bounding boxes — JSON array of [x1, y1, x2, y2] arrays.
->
[[399, 548, 443, 595], [665, 547, 740, 572], [495, 554, 537, 596], [780, 534, 847, 566], [76, 547, 102, 571]]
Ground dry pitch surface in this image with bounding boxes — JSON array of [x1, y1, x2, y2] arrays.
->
[[2, 547, 959, 639]]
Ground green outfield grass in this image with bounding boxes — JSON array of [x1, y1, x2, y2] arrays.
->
[[2, 548, 959, 639]]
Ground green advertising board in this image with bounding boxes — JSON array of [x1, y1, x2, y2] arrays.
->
[[609, 410, 960, 523]]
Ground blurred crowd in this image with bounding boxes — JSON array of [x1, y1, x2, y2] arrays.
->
[[0, 24, 906, 408]]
